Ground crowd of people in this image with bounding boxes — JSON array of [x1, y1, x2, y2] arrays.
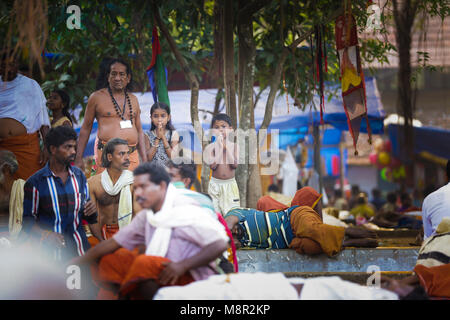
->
[[328, 184, 428, 233], [1, 52, 449, 300]]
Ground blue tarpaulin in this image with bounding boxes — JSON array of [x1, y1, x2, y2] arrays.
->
[[388, 124, 450, 161]]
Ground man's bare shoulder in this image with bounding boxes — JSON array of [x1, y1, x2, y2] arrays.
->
[[128, 93, 140, 108], [88, 174, 102, 187], [88, 89, 107, 101], [127, 92, 138, 100]]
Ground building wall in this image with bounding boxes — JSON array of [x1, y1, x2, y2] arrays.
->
[[370, 68, 450, 130], [347, 165, 379, 197]]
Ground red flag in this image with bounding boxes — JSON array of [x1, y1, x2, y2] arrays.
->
[[335, 13, 372, 155]]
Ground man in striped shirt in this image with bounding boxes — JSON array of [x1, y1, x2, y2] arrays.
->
[[224, 207, 298, 249], [22, 126, 101, 262]]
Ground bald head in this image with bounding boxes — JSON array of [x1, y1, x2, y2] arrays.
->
[[0, 150, 18, 183]]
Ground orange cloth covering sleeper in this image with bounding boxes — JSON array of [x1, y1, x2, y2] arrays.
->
[[257, 187, 346, 257]]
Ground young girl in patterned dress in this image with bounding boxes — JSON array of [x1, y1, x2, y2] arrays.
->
[[144, 102, 179, 167]]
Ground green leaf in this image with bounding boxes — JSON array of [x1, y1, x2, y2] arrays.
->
[[59, 74, 71, 82]]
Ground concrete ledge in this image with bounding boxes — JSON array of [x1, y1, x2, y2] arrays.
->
[[236, 248, 420, 273], [375, 230, 419, 238], [283, 271, 414, 284]]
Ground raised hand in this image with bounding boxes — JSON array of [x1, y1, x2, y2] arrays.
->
[[156, 124, 165, 140]]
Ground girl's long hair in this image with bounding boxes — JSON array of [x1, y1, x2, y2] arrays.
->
[[54, 89, 73, 126], [150, 102, 175, 131]]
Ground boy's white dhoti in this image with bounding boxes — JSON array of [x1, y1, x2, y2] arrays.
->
[[208, 177, 240, 216]]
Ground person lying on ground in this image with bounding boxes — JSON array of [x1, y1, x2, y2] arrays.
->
[[225, 187, 378, 257], [371, 209, 423, 230]]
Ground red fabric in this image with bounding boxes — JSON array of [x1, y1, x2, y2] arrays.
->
[[335, 12, 372, 155], [217, 212, 238, 272], [291, 187, 321, 208], [335, 14, 358, 49], [102, 224, 119, 240], [147, 27, 161, 71], [257, 195, 289, 212], [414, 263, 450, 299]]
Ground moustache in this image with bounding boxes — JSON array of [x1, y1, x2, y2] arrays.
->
[[136, 196, 146, 203]]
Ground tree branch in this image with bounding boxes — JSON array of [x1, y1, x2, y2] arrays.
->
[[289, 6, 344, 50], [260, 6, 345, 132], [238, 0, 272, 21]]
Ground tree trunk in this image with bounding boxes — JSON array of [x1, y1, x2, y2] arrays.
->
[[313, 125, 323, 193], [222, 0, 237, 128], [236, 5, 256, 208], [247, 98, 262, 208], [213, 87, 223, 116], [393, 0, 419, 187]]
